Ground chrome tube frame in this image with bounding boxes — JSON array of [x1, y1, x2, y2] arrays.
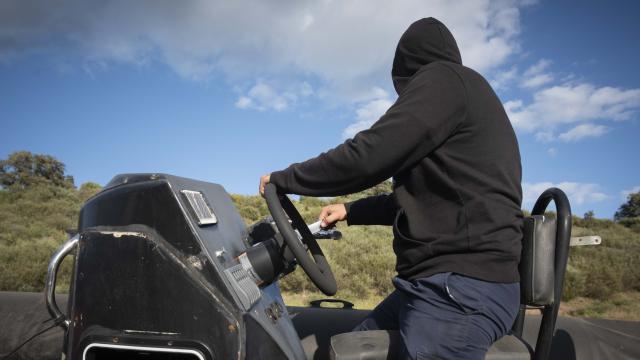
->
[[45, 234, 79, 329]]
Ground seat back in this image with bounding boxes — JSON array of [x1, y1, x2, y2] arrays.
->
[[511, 188, 572, 360], [520, 215, 557, 306]]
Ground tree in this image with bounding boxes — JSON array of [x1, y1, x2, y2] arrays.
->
[[583, 210, 595, 221], [78, 182, 102, 202], [615, 192, 640, 221], [0, 151, 74, 189]]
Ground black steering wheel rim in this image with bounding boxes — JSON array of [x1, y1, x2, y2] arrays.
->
[[264, 183, 337, 296]]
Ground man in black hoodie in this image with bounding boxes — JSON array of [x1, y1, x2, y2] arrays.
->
[[260, 18, 522, 359]]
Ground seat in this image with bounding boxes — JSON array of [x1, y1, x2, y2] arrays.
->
[[329, 188, 572, 360], [330, 331, 533, 360], [485, 335, 533, 360], [330, 330, 398, 360]]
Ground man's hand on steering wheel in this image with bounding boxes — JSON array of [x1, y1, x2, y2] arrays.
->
[[259, 173, 271, 197]]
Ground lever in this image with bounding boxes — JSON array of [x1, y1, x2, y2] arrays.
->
[[307, 220, 342, 240], [314, 229, 342, 240]]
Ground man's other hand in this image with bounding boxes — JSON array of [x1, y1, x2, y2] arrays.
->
[[318, 204, 347, 228], [259, 173, 271, 197]]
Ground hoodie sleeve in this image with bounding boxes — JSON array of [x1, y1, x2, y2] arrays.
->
[[345, 193, 398, 226], [270, 64, 466, 197]]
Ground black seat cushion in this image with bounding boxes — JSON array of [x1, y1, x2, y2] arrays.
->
[[329, 331, 532, 360]]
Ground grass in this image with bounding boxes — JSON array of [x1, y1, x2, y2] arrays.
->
[[560, 291, 640, 321]]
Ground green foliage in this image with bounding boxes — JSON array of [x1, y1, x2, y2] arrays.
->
[[334, 180, 393, 204], [562, 292, 640, 320], [0, 236, 74, 292], [0, 184, 80, 246], [583, 210, 595, 223], [78, 182, 102, 202], [564, 219, 640, 301], [0, 152, 100, 291], [615, 191, 640, 221], [618, 217, 640, 233], [1, 151, 74, 189], [0, 183, 84, 291], [612, 192, 640, 232], [230, 194, 270, 224]]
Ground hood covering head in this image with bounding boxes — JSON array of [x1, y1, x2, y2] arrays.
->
[[392, 18, 462, 94]]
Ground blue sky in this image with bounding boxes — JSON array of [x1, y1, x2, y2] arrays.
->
[[1, 0, 639, 218]]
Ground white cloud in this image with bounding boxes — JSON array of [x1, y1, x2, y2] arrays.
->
[[547, 147, 557, 157], [558, 123, 609, 142], [0, 0, 540, 141], [235, 80, 314, 112], [503, 59, 639, 144], [520, 59, 553, 88], [506, 83, 640, 134], [342, 90, 394, 139], [235, 96, 252, 109], [299, 82, 314, 97], [535, 131, 555, 142], [490, 58, 554, 90], [523, 181, 609, 207], [490, 66, 518, 90], [15, 0, 638, 145], [621, 186, 640, 200], [520, 73, 554, 88], [525, 59, 551, 76], [236, 82, 288, 111], [0, 0, 528, 102]]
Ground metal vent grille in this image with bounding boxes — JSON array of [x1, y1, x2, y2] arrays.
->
[[181, 190, 217, 226], [224, 264, 261, 310]]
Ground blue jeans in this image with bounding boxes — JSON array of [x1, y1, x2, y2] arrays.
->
[[353, 272, 520, 360]]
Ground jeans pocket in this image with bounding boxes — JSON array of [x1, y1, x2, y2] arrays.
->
[[443, 273, 485, 315]]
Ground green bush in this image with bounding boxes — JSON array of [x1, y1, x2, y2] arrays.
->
[[0, 177, 100, 291], [562, 221, 640, 301], [619, 217, 640, 233], [0, 236, 74, 292]]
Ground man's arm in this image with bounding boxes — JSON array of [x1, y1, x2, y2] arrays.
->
[[345, 193, 398, 226], [316, 193, 397, 228], [269, 65, 466, 197]]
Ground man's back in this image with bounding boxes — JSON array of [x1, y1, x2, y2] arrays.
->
[[392, 61, 523, 283]]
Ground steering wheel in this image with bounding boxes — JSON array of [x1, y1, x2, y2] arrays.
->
[[264, 183, 337, 296]]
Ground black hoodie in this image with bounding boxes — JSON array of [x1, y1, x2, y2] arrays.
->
[[270, 18, 523, 283]]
